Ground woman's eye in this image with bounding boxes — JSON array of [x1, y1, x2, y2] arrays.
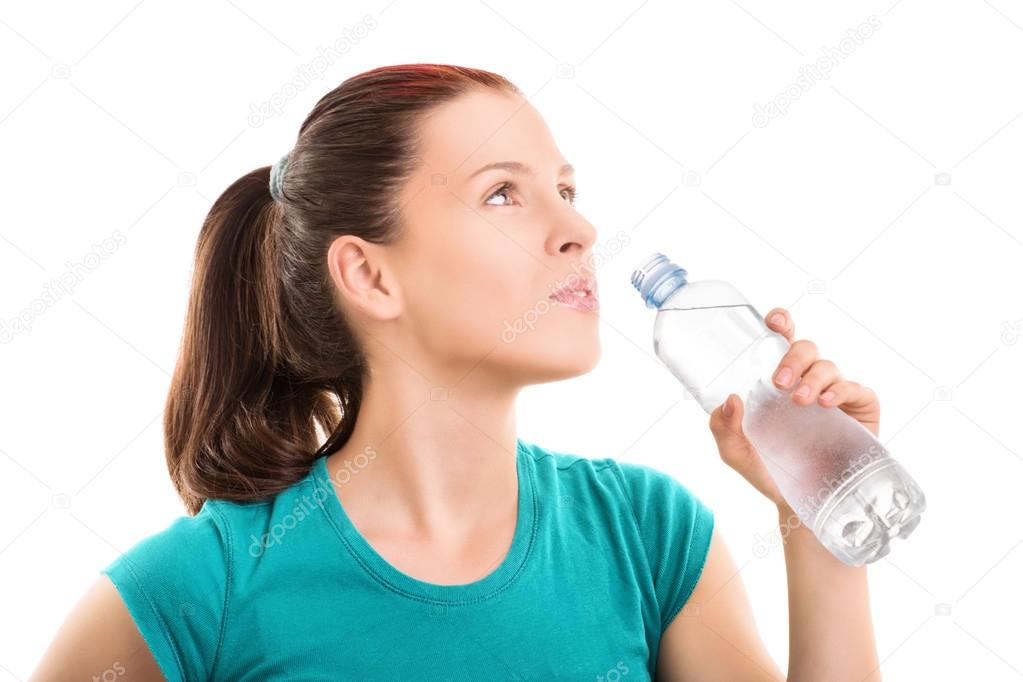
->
[[484, 182, 517, 206], [483, 182, 578, 207]]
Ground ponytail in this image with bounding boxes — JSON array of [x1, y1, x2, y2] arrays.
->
[[164, 64, 522, 514], [164, 168, 351, 514]]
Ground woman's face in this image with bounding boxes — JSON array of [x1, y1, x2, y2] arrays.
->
[[387, 88, 601, 388]]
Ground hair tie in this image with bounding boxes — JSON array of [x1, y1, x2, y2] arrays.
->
[[269, 152, 290, 202]]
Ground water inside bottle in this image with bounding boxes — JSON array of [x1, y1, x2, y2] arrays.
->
[[654, 303, 788, 413], [659, 303, 927, 566]]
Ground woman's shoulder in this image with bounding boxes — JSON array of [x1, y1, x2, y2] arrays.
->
[[522, 439, 716, 626], [97, 474, 316, 680], [99, 503, 234, 681], [102, 490, 285, 564], [519, 438, 710, 513], [524, 440, 717, 634], [103, 502, 231, 577]]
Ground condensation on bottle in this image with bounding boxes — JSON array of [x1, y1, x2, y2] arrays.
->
[[631, 252, 926, 566]]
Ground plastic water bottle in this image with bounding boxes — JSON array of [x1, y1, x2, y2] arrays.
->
[[630, 252, 926, 566]]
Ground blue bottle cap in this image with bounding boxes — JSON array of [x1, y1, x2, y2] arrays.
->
[[631, 252, 688, 309]]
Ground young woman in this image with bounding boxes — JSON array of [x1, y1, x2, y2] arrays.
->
[[32, 64, 881, 681]]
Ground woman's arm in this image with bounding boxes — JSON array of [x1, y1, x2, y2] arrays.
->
[[657, 508, 881, 682], [30, 576, 164, 681], [657, 525, 786, 681], [778, 501, 880, 681], [659, 306, 884, 680]]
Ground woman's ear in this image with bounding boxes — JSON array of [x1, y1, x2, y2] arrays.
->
[[327, 236, 402, 321]]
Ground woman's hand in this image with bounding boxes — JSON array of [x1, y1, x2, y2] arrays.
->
[[708, 307, 882, 509]]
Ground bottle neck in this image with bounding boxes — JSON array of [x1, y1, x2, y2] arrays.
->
[[631, 253, 688, 309]]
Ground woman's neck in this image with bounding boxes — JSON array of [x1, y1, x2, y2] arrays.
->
[[325, 360, 521, 539]]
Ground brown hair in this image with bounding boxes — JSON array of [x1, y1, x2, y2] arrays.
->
[[165, 64, 522, 514]]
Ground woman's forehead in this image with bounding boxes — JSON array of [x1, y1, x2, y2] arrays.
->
[[415, 90, 559, 180]]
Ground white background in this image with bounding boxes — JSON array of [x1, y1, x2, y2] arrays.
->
[[2, 0, 1022, 679]]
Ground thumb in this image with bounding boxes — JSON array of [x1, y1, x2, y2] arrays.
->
[[709, 393, 787, 507], [709, 394, 750, 454]]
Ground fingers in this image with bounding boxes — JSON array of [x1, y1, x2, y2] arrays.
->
[[762, 307, 879, 425], [816, 378, 858, 406], [720, 393, 741, 425], [765, 307, 795, 343], [789, 359, 842, 405], [822, 379, 878, 410], [710, 394, 748, 448], [772, 339, 819, 391]]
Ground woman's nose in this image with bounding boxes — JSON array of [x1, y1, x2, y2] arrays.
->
[[547, 211, 597, 257]]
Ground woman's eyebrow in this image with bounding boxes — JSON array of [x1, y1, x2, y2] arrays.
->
[[468, 161, 575, 179]]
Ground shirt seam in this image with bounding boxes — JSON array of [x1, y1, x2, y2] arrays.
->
[[204, 503, 234, 679], [107, 556, 187, 681], [660, 504, 714, 633], [524, 446, 617, 473], [608, 461, 648, 566]]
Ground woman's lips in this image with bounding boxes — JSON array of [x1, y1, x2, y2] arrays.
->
[[549, 287, 599, 313]]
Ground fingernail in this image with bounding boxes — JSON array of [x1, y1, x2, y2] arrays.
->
[[769, 313, 785, 327], [722, 397, 733, 417], [821, 390, 836, 402], [794, 384, 810, 398], [775, 367, 793, 387]]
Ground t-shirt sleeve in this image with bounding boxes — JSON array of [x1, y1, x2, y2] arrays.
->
[[613, 461, 715, 632], [100, 504, 231, 682]]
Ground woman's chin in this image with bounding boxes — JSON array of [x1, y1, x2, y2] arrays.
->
[[528, 340, 602, 384]]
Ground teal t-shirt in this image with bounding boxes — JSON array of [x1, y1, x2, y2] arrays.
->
[[101, 438, 715, 681]]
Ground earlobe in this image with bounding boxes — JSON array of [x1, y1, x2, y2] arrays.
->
[[328, 236, 402, 321]]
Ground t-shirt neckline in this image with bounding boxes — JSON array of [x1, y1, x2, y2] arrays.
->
[[310, 438, 537, 604]]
